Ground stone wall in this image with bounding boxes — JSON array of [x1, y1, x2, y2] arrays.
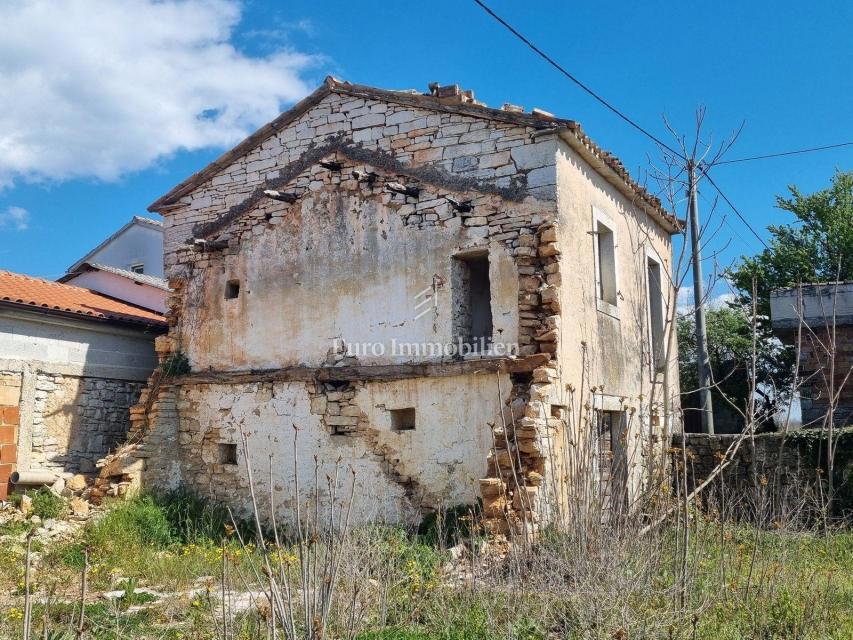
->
[[799, 325, 853, 427], [30, 372, 143, 473], [126, 372, 507, 526], [1, 309, 159, 481], [161, 88, 558, 272], [671, 430, 853, 516]]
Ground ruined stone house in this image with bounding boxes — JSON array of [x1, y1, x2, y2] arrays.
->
[[132, 78, 681, 533]]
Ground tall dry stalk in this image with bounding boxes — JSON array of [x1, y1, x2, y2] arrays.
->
[[213, 423, 358, 640]]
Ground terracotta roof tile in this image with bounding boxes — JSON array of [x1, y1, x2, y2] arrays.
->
[[0, 270, 167, 328]]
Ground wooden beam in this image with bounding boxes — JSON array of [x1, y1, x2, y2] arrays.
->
[[173, 354, 549, 386]]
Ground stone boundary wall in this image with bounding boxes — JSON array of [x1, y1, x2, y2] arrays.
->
[[671, 429, 853, 515]]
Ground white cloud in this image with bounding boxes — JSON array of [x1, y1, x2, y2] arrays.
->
[[0, 206, 30, 231], [0, 0, 319, 188]]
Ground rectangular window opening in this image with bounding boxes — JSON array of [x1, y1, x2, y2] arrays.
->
[[594, 409, 628, 513], [225, 279, 240, 299], [390, 407, 416, 431], [647, 258, 665, 371], [452, 252, 493, 352], [596, 221, 617, 306], [219, 443, 238, 465], [129, 263, 145, 274]]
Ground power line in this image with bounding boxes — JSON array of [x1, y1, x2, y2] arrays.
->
[[470, 0, 777, 253], [714, 141, 853, 166], [471, 0, 685, 160], [699, 168, 771, 250]]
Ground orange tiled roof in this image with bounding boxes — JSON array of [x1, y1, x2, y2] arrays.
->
[[0, 270, 166, 327]]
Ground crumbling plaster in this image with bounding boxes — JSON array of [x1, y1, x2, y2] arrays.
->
[[161, 373, 505, 525], [552, 137, 679, 500], [181, 162, 526, 371]]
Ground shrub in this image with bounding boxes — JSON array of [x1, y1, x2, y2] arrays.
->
[[31, 488, 64, 519], [159, 352, 190, 376], [418, 502, 480, 547], [152, 489, 238, 544]]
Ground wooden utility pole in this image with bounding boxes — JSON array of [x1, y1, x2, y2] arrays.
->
[[688, 162, 715, 434]]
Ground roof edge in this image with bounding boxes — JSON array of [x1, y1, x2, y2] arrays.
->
[[67, 215, 164, 274], [59, 262, 171, 291], [557, 129, 681, 234], [149, 80, 336, 212], [0, 298, 167, 331], [148, 76, 680, 234], [148, 76, 573, 212]]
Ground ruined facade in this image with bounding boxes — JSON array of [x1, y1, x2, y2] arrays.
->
[[135, 78, 681, 533]]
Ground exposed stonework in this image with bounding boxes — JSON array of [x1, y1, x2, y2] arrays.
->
[[671, 430, 853, 517], [308, 381, 367, 435], [28, 373, 143, 473]]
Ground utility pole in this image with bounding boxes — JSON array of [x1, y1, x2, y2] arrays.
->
[[687, 162, 715, 434]]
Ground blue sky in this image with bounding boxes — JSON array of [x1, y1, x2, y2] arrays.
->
[[1, 0, 851, 291]]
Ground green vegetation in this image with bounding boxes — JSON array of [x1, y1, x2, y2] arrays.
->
[[677, 305, 788, 430], [729, 170, 853, 317], [0, 492, 851, 638], [31, 487, 65, 519], [679, 171, 853, 429], [159, 351, 191, 376]]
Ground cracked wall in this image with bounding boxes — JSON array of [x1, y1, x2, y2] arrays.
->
[[155, 373, 506, 526]]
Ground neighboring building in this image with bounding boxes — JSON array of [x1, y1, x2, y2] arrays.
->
[[59, 263, 169, 313], [131, 78, 681, 534], [771, 282, 853, 427], [67, 215, 165, 277], [61, 216, 168, 313], [0, 270, 166, 499]]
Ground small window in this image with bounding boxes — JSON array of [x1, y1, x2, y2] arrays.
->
[[452, 252, 493, 352], [219, 443, 238, 465], [390, 407, 416, 431], [595, 221, 617, 307], [647, 257, 665, 371], [225, 279, 240, 299], [129, 263, 145, 274]]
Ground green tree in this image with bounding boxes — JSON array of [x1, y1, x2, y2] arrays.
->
[[678, 306, 785, 432], [697, 170, 853, 431], [729, 170, 853, 315]]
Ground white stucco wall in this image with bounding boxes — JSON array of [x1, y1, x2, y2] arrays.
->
[[63, 270, 167, 313], [770, 282, 853, 329], [80, 221, 164, 277], [184, 190, 521, 370], [553, 136, 679, 498], [0, 309, 159, 380], [174, 372, 506, 525]]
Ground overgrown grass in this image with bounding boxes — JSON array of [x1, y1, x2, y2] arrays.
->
[[2, 492, 852, 639]]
